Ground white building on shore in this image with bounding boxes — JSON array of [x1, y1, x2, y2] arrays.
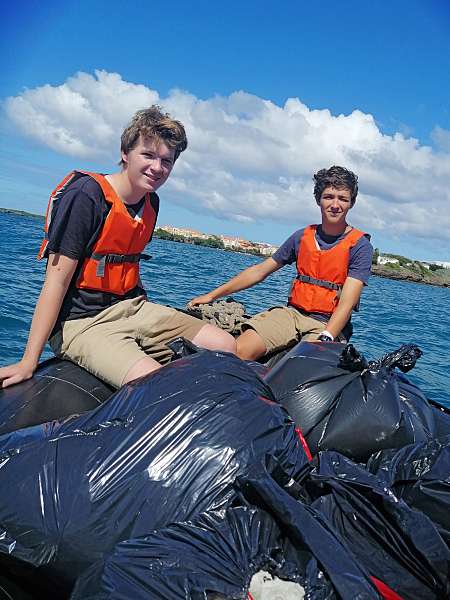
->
[[425, 260, 450, 269], [256, 243, 280, 256], [159, 225, 208, 240], [220, 235, 243, 249], [159, 224, 279, 255], [377, 255, 399, 265]]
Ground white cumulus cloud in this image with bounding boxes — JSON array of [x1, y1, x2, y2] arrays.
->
[[4, 70, 450, 241]]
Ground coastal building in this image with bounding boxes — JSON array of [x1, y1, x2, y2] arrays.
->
[[220, 235, 242, 249], [426, 261, 450, 269], [159, 225, 208, 240], [257, 243, 279, 256], [239, 240, 258, 251], [159, 224, 278, 255], [377, 255, 399, 265]]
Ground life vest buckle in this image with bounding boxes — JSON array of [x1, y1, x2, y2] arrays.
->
[[96, 256, 107, 278], [296, 274, 342, 292]]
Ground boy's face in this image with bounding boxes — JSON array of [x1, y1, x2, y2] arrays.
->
[[122, 135, 176, 193], [318, 186, 352, 227]]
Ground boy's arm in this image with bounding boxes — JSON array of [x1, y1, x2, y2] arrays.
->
[[322, 236, 372, 341], [323, 276, 364, 340], [189, 257, 282, 306], [0, 253, 78, 388]]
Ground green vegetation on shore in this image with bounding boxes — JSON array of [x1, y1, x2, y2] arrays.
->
[[372, 255, 450, 288], [154, 228, 265, 256], [155, 228, 225, 249], [371, 247, 449, 287]]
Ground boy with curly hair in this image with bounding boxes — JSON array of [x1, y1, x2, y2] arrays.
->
[[190, 165, 373, 360]]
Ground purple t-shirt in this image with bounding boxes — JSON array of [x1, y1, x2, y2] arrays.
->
[[272, 225, 373, 337]]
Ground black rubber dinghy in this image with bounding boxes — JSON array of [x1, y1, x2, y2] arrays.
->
[[0, 357, 113, 436]]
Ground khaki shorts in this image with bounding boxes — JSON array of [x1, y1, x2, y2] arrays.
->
[[242, 306, 344, 354], [49, 297, 205, 388]]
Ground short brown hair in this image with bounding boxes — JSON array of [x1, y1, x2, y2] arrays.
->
[[313, 165, 359, 206], [120, 105, 188, 167]]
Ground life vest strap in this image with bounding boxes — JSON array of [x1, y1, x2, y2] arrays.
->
[[295, 274, 342, 292], [91, 252, 152, 277]]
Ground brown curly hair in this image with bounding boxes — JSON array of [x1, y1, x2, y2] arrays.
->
[[313, 165, 359, 206], [120, 105, 188, 167]]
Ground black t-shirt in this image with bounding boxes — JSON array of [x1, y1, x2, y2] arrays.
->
[[44, 174, 159, 332]]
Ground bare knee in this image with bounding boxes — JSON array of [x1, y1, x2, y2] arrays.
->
[[122, 356, 162, 385], [192, 324, 237, 354], [236, 329, 267, 361]]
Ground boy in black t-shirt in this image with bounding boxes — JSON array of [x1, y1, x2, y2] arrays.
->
[[0, 107, 236, 389]]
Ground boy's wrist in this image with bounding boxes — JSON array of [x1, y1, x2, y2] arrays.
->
[[318, 330, 334, 342], [21, 353, 40, 370]]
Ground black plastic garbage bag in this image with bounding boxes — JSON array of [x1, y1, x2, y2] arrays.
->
[[0, 334, 264, 440], [70, 507, 295, 600], [241, 450, 450, 599], [0, 350, 311, 597], [310, 452, 450, 599], [0, 574, 34, 600], [368, 436, 450, 545], [2, 344, 450, 600], [240, 460, 383, 599], [265, 341, 450, 461], [71, 445, 450, 600]]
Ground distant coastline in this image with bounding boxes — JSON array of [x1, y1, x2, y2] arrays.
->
[[2, 208, 449, 288], [0, 207, 44, 220], [153, 228, 268, 257]]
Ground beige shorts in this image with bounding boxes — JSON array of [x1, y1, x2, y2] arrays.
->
[[49, 297, 205, 388], [242, 306, 340, 354]]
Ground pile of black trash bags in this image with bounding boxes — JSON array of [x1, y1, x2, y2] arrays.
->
[[1, 340, 450, 599]]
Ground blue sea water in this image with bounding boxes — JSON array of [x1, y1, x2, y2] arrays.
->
[[1, 212, 449, 407]]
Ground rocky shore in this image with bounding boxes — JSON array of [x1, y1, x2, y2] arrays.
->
[[372, 264, 450, 288]]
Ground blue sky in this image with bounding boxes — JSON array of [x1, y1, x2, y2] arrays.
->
[[1, 0, 450, 260]]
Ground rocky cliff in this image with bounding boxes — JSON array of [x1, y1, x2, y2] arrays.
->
[[372, 264, 450, 288]]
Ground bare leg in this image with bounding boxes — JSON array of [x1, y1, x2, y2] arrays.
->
[[236, 329, 267, 361], [122, 356, 162, 385], [192, 324, 237, 354], [123, 325, 236, 385]]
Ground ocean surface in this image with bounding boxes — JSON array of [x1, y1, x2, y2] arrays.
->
[[1, 211, 449, 407]]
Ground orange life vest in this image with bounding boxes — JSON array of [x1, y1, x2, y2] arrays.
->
[[38, 171, 157, 295], [288, 225, 366, 314]]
